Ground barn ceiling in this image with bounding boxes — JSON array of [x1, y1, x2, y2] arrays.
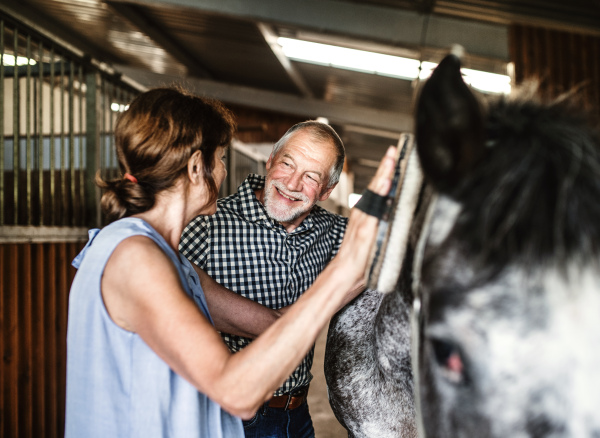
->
[[2, 0, 599, 192]]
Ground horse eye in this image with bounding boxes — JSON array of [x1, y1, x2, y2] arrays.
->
[[431, 338, 464, 384]]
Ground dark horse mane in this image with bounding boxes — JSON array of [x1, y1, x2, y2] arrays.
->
[[444, 93, 600, 271]]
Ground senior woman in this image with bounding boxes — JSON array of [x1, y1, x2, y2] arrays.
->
[[65, 87, 396, 438]]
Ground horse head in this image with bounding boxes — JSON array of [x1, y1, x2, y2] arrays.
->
[[413, 52, 600, 437], [326, 50, 600, 437]]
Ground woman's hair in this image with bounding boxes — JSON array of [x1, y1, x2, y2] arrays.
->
[[98, 87, 236, 223]]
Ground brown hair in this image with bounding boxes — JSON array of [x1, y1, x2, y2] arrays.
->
[[98, 87, 235, 223]]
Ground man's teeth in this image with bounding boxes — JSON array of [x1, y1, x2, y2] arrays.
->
[[277, 189, 298, 201]]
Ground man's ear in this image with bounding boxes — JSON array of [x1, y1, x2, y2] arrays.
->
[[319, 183, 336, 201], [187, 150, 203, 183], [265, 155, 273, 171]]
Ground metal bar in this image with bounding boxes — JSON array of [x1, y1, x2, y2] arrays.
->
[[60, 56, 65, 226], [106, 81, 112, 179], [110, 82, 116, 179], [49, 46, 55, 225], [256, 22, 313, 98], [0, 225, 89, 243], [26, 35, 31, 225], [85, 72, 100, 227], [101, 76, 106, 177], [69, 59, 75, 226], [1, 20, 5, 225], [78, 64, 84, 226], [115, 65, 413, 133], [38, 41, 43, 225], [13, 28, 19, 224]]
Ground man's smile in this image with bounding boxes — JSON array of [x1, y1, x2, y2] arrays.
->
[[276, 187, 301, 202]]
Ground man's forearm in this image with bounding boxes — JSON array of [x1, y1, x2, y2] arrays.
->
[[193, 265, 283, 338]]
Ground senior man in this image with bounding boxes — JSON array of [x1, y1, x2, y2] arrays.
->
[[180, 120, 349, 438]]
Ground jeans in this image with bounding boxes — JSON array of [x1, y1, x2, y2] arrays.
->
[[242, 400, 315, 438]]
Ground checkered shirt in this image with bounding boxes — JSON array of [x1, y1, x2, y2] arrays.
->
[[180, 174, 348, 396]]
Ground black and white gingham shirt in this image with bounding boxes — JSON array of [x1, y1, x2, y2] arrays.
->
[[180, 174, 348, 395]]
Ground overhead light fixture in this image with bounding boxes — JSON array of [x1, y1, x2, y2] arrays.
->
[[277, 37, 511, 94], [278, 37, 421, 81], [1, 54, 37, 66], [111, 103, 129, 112]]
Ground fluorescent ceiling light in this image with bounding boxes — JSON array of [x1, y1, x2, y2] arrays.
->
[[460, 67, 512, 94], [278, 37, 420, 81], [277, 37, 511, 94], [2, 54, 36, 66]]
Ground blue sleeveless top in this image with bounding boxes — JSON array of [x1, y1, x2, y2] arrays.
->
[[65, 218, 243, 438]]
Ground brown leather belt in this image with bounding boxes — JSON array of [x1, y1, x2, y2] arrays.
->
[[267, 386, 309, 410]]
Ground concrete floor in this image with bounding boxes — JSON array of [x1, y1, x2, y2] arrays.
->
[[307, 325, 348, 438]]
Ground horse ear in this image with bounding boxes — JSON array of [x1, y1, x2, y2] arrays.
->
[[415, 53, 485, 191]]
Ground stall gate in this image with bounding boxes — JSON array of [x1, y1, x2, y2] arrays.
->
[[0, 10, 140, 438]]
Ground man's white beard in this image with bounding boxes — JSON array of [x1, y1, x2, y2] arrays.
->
[[264, 180, 313, 223]]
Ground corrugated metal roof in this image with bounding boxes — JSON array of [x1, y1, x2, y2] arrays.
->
[[5, 0, 599, 191]]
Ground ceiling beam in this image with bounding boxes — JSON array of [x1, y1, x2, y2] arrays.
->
[[106, 0, 510, 61], [256, 22, 314, 98], [114, 65, 414, 133], [1, 0, 126, 65], [434, 0, 600, 37], [107, 2, 213, 78]]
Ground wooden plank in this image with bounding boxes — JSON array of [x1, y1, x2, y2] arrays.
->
[[545, 28, 556, 99], [0, 240, 84, 437], [593, 37, 600, 116], [33, 244, 46, 437], [509, 25, 524, 85], [569, 32, 578, 91], [18, 244, 33, 437], [0, 245, 5, 437], [8, 244, 19, 437], [45, 244, 57, 437], [56, 242, 69, 437], [523, 26, 535, 81]]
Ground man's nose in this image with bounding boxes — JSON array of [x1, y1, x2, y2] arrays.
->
[[285, 171, 303, 192]]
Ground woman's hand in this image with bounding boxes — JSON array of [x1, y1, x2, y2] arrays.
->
[[333, 146, 397, 297]]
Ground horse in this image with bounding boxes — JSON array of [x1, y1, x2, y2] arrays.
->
[[325, 52, 600, 437]]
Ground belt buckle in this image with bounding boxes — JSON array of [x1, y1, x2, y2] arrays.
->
[[284, 387, 307, 410], [284, 394, 293, 410]]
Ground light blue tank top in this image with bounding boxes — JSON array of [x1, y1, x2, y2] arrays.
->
[[65, 217, 243, 438]]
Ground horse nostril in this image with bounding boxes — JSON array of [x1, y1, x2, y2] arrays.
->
[[431, 339, 464, 384]]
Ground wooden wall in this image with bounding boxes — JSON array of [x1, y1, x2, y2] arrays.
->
[[229, 103, 306, 145], [510, 24, 600, 117], [0, 241, 84, 438]]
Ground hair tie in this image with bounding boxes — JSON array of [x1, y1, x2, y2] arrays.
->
[[124, 173, 138, 184]]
